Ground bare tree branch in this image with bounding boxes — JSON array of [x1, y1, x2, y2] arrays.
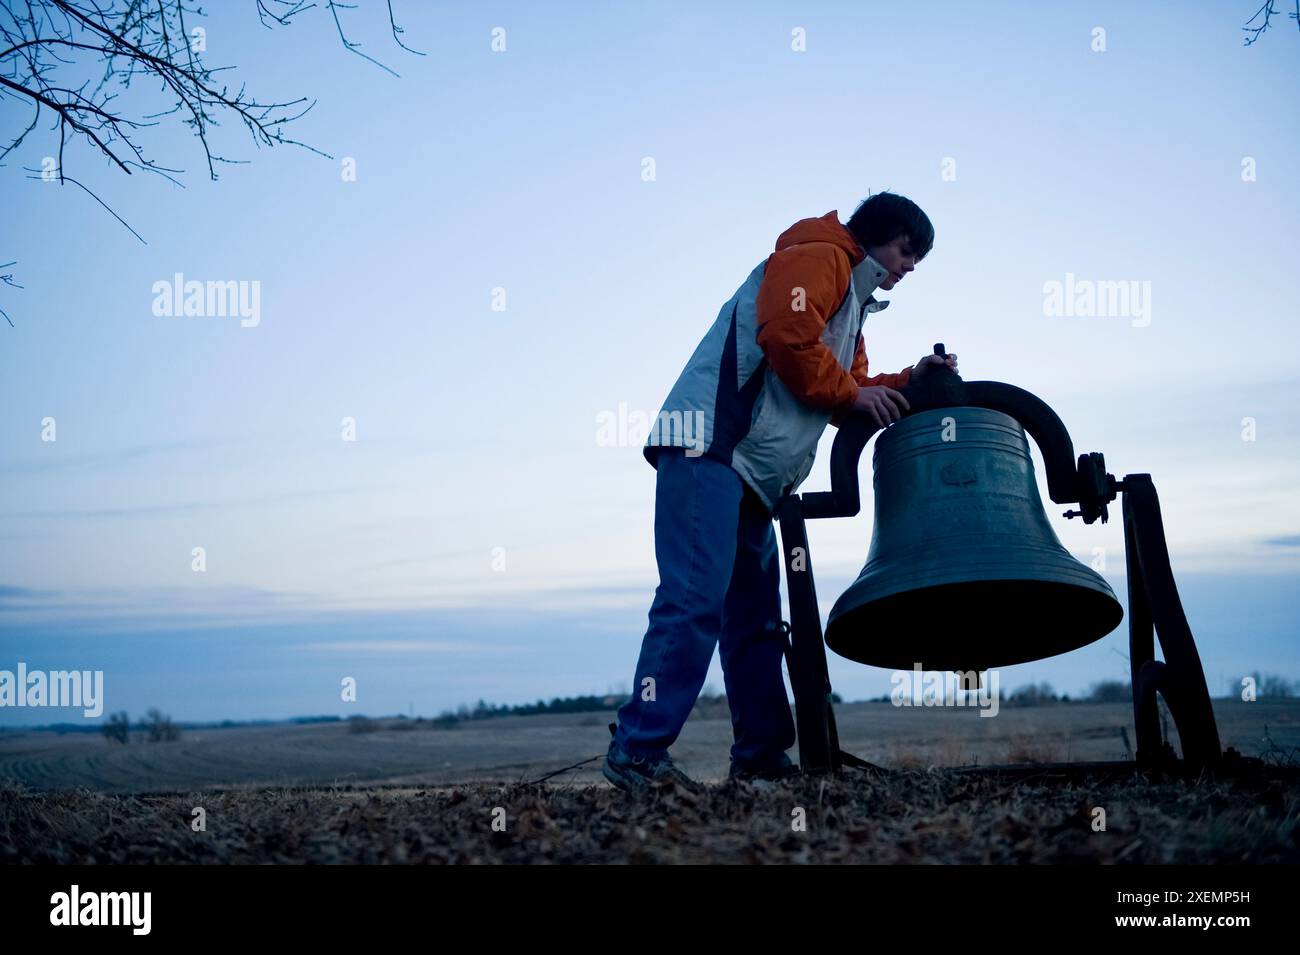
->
[[386, 0, 422, 57], [0, 0, 419, 325], [1242, 0, 1300, 45], [0, 260, 20, 327]]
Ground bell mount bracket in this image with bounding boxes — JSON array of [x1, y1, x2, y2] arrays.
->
[[774, 352, 1233, 778]]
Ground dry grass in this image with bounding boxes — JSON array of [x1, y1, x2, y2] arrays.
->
[[1005, 734, 1065, 765], [3, 765, 1296, 864]]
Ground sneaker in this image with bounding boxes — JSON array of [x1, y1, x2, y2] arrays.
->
[[728, 752, 800, 782], [603, 739, 702, 794]]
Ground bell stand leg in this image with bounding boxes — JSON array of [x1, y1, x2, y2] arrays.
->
[[775, 496, 887, 775], [1121, 474, 1223, 771], [774, 494, 838, 773]]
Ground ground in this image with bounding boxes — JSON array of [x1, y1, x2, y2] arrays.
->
[[2, 700, 1297, 863], [3, 765, 1297, 864]]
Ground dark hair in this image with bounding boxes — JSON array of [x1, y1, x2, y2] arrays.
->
[[846, 191, 934, 261]]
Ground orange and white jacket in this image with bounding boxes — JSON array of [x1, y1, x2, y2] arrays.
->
[[643, 210, 913, 512]]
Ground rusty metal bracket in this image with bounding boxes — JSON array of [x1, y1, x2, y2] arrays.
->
[[776, 364, 1225, 777]]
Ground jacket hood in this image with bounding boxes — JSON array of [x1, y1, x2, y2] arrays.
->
[[773, 210, 891, 306], [773, 210, 866, 263]]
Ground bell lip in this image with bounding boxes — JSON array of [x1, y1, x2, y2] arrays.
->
[[829, 561, 1121, 620], [824, 579, 1124, 671]]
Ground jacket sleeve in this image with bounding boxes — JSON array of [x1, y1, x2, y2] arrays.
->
[[829, 335, 915, 428], [754, 242, 861, 412]]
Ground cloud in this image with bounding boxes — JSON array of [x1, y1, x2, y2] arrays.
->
[[0, 438, 230, 476], [0, 584, 319, 626], [0, 484, 373, 521], [300, 640, 531, 654], [352, 548, 492, 572], [0, 585, 56, 600]]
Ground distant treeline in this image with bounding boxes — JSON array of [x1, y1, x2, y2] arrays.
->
[[863, 682, 1134, 705], [431, 694, 624, 726], [8, 714, 344, 736], [869, 674, 1300, 706], [8, 671, 1297, 735], [996, 672, 1300, 706]]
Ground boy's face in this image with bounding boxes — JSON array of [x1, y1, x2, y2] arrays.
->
[[866, 234, 919, 291]]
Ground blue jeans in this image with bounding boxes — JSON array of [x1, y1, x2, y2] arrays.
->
[[614, 447, 797, 767]]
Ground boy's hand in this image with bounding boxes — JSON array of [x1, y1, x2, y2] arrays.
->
[[912, 352, 958, 378], [851, 385, 910, 429]]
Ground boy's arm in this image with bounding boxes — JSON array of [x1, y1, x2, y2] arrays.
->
[[829, 336, 914, 428], [754, 242, 860, 412]]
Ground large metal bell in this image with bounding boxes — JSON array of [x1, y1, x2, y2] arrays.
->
[[825, 407, 1123, 671]]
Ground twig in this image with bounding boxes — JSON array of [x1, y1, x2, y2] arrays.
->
[[522, 755, 604, 785]]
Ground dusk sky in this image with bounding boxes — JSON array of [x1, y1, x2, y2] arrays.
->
[[2, 1, 1297, 725]]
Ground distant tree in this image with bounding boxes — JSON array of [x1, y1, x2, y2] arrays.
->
[[101, 710, 130, 744], [142, 707, 180, 742], [346, 714, 378, 734], [1004, 682, 1061, 707], [1087, 680, 1133, 704], [1264, 675, 1298, 698], [1250, 671, 1299, 698]]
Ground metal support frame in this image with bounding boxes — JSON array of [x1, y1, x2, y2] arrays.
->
[[774, 360, 1227, 776], [775, 494, 839, 773], [1121, 474, 1223, 770]]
